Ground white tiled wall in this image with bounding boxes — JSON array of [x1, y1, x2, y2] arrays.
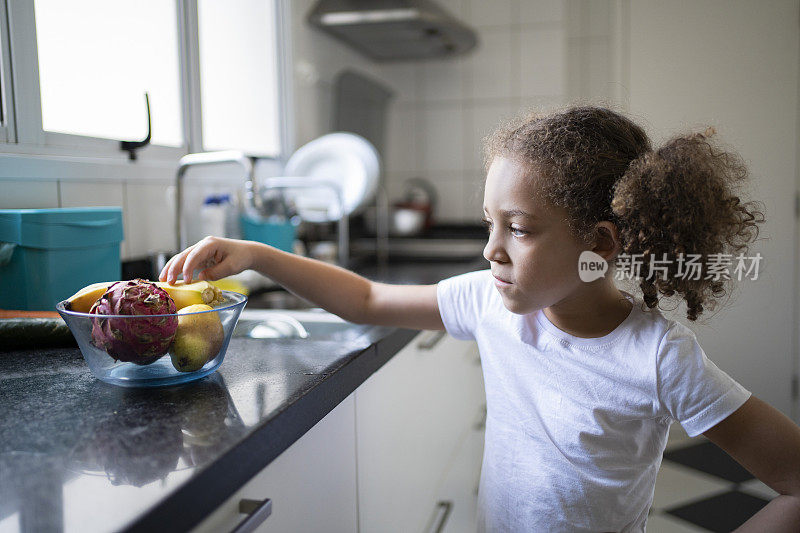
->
[[290, 0, 616, 223], [374, 0, 576, 223], [0, 179, 59, 209]]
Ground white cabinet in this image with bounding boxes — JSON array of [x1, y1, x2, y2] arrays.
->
[[355, 332, 485, 533], [194, 333, 486, 533], [193, 393, 358, 533], [427, 403, 486, 533]]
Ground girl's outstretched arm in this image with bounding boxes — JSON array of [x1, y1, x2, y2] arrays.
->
[[159, 236, 445, 331], [702, 395, 800, 532]]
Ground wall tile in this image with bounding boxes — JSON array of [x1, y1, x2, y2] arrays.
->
[[468, 0, 515, 28], [461, 169, 486, 222], [124, 181, 176, 258], [519, 27, 567, 97], [428, 173, 465, 222], [294, 83, 333, 149], [518, 95, 571, 114], [587, 0, 612, 38], [465, 30, 515, 100], [374, 63, 419, 102], [465, 101, 519, 171], [438, 0, 467, 18], [59, 180, 129, 258], [419, 58, 467, 103], [385, 102, 417, 174], [0, 179, 59, 209], [383, 171, 418, 204], [586, 38, 614, 101], [418, 104, 464, 174], [519, 0, 565, 24]]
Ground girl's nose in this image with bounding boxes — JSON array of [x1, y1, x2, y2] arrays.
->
[[483, 234, 509, 263]]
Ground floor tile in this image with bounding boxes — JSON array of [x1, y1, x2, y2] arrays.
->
[[738, 478, 779, 500], [664, 422, 700, 452], [663, 441, 754, 483], [652, 462, 733, 510], [664, 490, 770, 533], [645, 513, 712, 533]]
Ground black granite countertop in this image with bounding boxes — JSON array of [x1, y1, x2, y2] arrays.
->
[[0, 257, 487, 533]]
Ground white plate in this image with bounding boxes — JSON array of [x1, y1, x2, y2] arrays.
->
[[283, 132, 380, 223]]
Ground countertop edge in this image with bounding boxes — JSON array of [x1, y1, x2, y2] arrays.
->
[[123, 327, 422, 533]]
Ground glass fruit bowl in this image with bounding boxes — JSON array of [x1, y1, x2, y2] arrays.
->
[[56, 290, 247, 388]]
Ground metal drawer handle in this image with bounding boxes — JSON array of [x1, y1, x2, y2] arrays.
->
[[418, 330, 446, 350], [232, 498, 272, 533], [431, 500, 453, 533]]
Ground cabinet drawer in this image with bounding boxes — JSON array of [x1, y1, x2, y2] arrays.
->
[[193, 393, 357, 533], [356, 333, 483, 532], [427, 405, 486, 533]]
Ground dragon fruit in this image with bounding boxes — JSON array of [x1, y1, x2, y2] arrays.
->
[[89, 279, 178, 365]]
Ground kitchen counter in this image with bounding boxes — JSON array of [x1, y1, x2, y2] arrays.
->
[[0, 257, 487, 533]]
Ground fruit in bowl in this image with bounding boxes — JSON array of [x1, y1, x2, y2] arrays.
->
[[89, 279, 178, 365], [171, 304, 226, 372], [57, 279, 247, 387], [65, 279, 224, 313]]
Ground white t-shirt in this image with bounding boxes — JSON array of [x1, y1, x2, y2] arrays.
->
[[436, 269, 751, 533]]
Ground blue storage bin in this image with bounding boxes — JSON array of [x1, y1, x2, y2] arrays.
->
[[240, 215, 297, 253], [0, 207, 124, 310]]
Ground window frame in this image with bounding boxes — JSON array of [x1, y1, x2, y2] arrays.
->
[[0, 0, 293, 173], [0, 0, 15, 143]]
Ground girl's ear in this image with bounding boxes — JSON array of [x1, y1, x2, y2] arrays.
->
[[591, 221, 622, 261]]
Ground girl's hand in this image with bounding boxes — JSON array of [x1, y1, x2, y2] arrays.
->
[[159, 236, 255, 284]]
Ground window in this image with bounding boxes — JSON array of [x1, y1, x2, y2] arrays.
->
[[0, 0, 289, 166], [0, 3, 13, 143], [198, 0, 281, 156], [33, 0, 183, 146]]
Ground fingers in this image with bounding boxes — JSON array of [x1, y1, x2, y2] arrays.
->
[[159, 246, 191, 284], [182, 241, 216, 284], [158, 236, 239, 285], [197, 262, 230, 282], [159, 237, 213, 284]]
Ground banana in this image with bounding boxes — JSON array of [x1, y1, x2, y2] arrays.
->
[[66, 280, 223, 313], [155, 280, 223, 310], [65, 282, 114, 313]]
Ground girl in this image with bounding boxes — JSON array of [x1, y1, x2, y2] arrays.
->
[[161, 106, 800, 532]]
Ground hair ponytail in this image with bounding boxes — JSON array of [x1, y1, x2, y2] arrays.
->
[[610, 127, 766, 321]]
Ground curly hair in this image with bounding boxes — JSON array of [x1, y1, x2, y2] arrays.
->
[[484, 104, 766, 321]]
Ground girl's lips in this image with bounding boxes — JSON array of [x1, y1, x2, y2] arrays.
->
[[493, 275, 512, 286]]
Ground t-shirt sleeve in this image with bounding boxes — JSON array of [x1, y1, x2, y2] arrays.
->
[[436, 269, 490, 341], [656, 322, 752, 437]]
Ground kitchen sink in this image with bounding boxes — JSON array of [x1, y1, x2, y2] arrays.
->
[[233, 308, 375, 342]]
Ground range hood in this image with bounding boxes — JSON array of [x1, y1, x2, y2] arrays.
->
[[307, 0, 478, 61]]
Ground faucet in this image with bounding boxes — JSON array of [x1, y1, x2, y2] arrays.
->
[[175, 150, 254, 252], [175, 151, 350, 266]]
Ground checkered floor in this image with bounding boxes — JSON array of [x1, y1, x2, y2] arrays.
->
[[647, 424, 778, 532]]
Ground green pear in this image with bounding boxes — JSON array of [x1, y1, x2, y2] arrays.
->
[[170, 304, 225, 372]]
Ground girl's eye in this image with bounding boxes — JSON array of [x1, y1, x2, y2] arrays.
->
[[482, 218, 528, 237]]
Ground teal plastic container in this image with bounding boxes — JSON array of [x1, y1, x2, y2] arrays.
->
[[240, 215, 297, 253], [0, 207, 123, 310]]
